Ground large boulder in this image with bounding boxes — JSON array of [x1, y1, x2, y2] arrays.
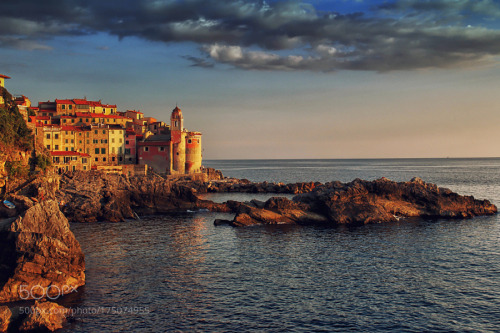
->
[[0, 200, 85, 303], [19, 301, 70, 332]]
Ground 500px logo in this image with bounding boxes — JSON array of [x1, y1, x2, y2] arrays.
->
[[19, 285, 78, 300]]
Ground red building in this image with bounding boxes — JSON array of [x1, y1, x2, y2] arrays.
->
[[137, 134, 171, 173], [124, 129, 138, 164]]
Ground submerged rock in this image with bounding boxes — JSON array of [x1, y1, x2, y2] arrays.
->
[[0, 200, 85, 303], [218, 178, 497, 227]]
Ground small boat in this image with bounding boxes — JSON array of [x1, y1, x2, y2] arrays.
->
[[31, 197, 39, 203], [3, 200, 15, 209]]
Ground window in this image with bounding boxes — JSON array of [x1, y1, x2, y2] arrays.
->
[[125, 140, 129, 145], [87, 140, 90, 144], [112, 157, 116, 162], [61, 105, 65, 110], [79, 140, 82, 144], [71, 147, 74, 151], [46, 145, 50, 149], [159, 147, 165, 152], [46, 134, 51, 139], [93, 139, 98, 144], [119, 157, 123, 161], [86, 119, 89, 123], [103, 130, 105, 134], [111, 130, 114, 134], [95, 148, 99, 154], [144, 147, 149, 152], [65, 139, 68, 143], [54, 134, 59, 139], [188, 139, 192, 144], [125, 148, 131, 154], [83, 166, 87, 170], [95, 157, 98, 162], [55, 145, 59, 150], [65, 147, 68, 151], [101, 148, 106, 154], [112, 147, 115, 154], [69, 105, 72, 110], [112, 138, 115, 143], [71, 139, 74, 143], [87, 148, 90, 153], [71, 119, 74, 123], [119, 138, 122, 143], [103, 157, 106, 162], [53, 157, 60, 163], [119, 147, 122, 154], [65, 131, 68, 135], [63, 119, 66, 123], [197, 139, 200, 144], [94, 130, 98, 134], [86, 132, 89, 137]]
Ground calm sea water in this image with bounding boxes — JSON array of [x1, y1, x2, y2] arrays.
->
[[62, 159, 500, 332]]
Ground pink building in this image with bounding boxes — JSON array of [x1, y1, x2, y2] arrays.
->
[[124, 130, 138, 164], [137, 134, 171, 173]]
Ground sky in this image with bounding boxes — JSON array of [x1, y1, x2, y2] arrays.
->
[[1, 0, 500, 159]]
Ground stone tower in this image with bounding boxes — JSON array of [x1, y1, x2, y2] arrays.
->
[[170, 106, 185, 174]]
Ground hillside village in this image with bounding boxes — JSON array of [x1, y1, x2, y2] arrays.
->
[[0, 74, 203, 176]]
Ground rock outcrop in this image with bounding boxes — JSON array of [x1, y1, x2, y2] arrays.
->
[[0, 200, 85, 303], [57, 171, 229, 222], [217, 178, 497, 227], [19, 301, 70, 332], [0, 306, 11, 332]]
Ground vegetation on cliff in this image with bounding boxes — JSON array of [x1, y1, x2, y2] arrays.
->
[[0, 87, 32, 151]]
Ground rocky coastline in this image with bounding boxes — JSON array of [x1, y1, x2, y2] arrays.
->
[[0, 168, 497, 331], [51, 170, 497, 226]]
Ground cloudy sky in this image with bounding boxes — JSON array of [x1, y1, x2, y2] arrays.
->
[[1, 0, 500, 159]]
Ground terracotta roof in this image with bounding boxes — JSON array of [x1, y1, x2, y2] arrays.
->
[[0, 74, 11, 79], [50, 151, 90, 157], [55, 99, 74, 104], [75, 112, 128, 119], [171, 106, 183, 118], [72, 99, 90, 105]]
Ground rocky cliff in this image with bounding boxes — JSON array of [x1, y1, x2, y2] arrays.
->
[[0, 200, 85, 303], [57, 171, 228, 222]]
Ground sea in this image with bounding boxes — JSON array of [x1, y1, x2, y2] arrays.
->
[[61, 158, 500, 332]]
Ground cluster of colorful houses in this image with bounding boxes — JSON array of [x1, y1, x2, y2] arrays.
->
[[0, 74, 202, 176]]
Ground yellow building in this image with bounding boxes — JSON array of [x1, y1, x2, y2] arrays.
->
[[0, 74, 10, 88], [0, 74, 11, 106], [51, 151, 91, 172], [108, 125, 125, 164], [39, 125, 62, 151]]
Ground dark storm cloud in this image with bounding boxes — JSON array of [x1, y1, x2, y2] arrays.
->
[[2, 0, 500, 72]]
